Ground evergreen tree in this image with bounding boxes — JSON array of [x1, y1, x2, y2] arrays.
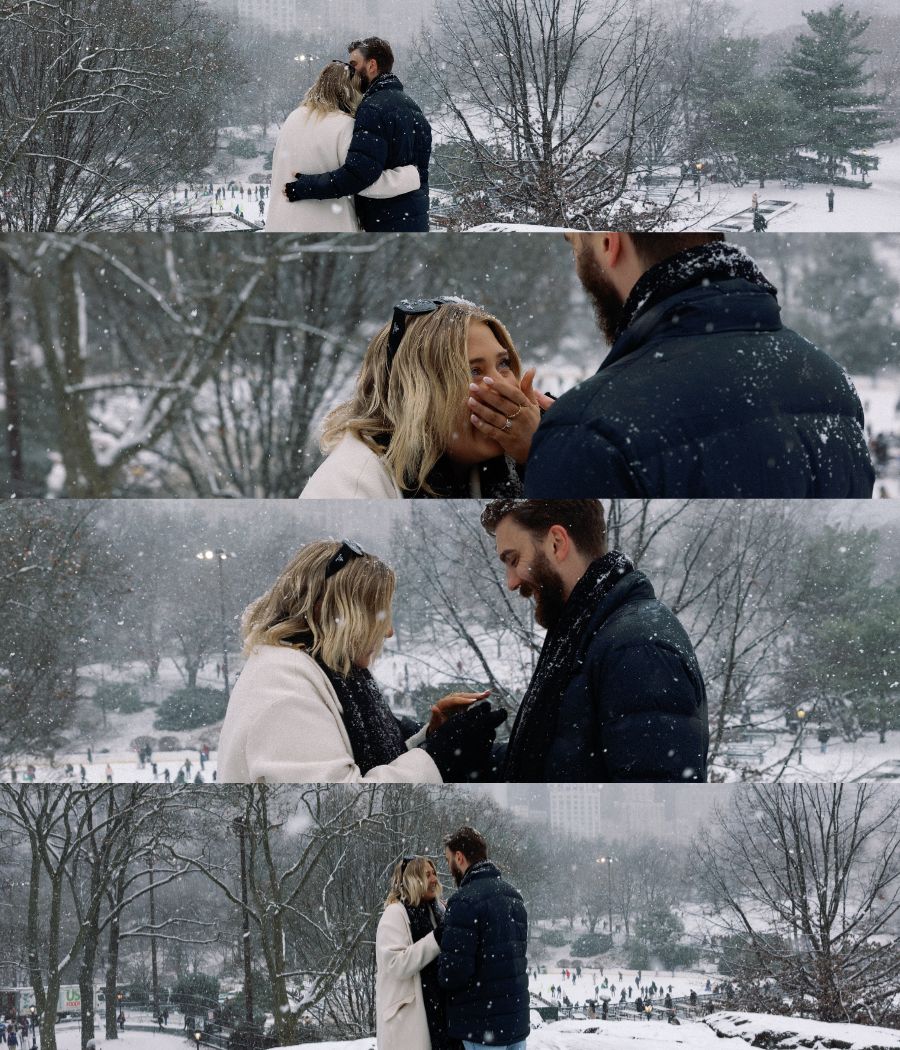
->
[[780, 4, 889, 181]]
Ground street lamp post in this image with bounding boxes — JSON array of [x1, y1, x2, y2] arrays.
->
[[196, 548, 234, 701], [597, 856, 615, 938], [148, 857, 160, 1020]]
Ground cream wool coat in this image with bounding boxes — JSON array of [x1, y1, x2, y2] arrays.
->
[[265, 105, 420, 233], [217, 644, 441, 783], [375, 902, 440, 1050], [299, 432, 492, 499]]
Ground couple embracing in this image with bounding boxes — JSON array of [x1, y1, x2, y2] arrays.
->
[[376, 827, 529, 1050], [266, 36, 430, 233], [217, 499, 710, 784]]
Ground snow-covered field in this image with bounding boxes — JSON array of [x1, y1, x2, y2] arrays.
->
[[678, 139, 900, 233], [45, 1013, 900, 1050]]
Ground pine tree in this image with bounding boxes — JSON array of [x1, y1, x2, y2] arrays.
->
[[780, 4, 889, 182]]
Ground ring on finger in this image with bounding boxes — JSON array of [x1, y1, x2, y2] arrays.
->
[[508, 405, 523, 420], [504, 418, 513, 431]]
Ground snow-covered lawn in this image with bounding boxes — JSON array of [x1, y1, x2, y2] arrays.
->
[[44, 1008, 900, 1050], [669, 139, 900, 233]]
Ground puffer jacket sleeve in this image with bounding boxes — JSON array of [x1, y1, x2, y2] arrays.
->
[[587, 630, 708, 782], [376, 904, 440, 980], [525, 422, 642, 497], [289, 104, 388, 199], [437, 892, 479, 992]]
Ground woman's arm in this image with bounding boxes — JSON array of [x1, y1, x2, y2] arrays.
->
[[358, 165, 421, 199], [376, 905, 440, 980], [233, 653, 441, 784]]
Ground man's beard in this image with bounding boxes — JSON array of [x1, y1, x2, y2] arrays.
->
[[356, 69, 371, 91], [574, 244, 626, 345], [520, 550, 568, 631], [449, 858, 464, 887]]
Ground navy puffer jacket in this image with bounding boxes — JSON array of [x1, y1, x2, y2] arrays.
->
[[438, 861, 530, 1046], [497, 567, 709, 783], [289, 74, 431, 231], [525, 246, 874, 497]]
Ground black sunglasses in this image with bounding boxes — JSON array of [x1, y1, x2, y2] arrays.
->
[[386, 296, 481, 372], [324, 539, 365, 579]]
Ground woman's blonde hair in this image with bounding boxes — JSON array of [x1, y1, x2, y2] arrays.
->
[[385, 856, 442, 907], [241, 541, 395, 677], [321, 302, 522, 494], [302, 61, 363, 118]]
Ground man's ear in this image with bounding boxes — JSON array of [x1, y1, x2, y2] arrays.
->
[[548, 524, 571, 563]]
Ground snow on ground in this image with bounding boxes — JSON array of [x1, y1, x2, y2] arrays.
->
[[673, 139, 900, 233], [44, 1008, 900, 1050], [704, 1011, 900, 1049], [529, 966, 713, 1005]]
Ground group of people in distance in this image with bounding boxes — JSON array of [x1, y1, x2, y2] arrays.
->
[[298, 231, 875, 500], [217, 499, 709, 784]]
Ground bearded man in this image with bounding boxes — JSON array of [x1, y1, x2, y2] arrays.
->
[[474, 232, 875, 498], [481, 499, 709, 782]]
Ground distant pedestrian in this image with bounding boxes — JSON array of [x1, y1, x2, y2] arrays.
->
[[117, 1011, 125, 1031], [827, 188, 835, 212], [105, 764, 113, 784]]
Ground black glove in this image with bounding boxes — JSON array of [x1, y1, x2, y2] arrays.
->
[[421, 700, 507, 783], [284, 175, 308, 202]]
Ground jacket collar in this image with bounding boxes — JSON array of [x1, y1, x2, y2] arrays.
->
[[365, 72, 403, 97], [459, 860, 501, 887], [603, 242, 781, 369]]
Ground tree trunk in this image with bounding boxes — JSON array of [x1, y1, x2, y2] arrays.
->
[[0, 256, 24, 495]]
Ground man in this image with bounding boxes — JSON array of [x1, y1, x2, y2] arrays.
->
[[438, 826, 530, 1050], [517, 232, 874, 497], [481, 499, 709, 782], [284, 37, 431, 231]]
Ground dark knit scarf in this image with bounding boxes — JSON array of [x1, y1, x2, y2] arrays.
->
[[403, 900, 459, 1050], [502, 551, 635, 782], [318, 662, 408, 775], [371, 433, 523, 499], [614, 241, 779, 343], [284, 633, 407, 775], [404, 453, 523, 499]]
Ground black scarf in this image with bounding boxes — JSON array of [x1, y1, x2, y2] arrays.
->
[[318, 662, 408, 775], [285, 634, 408, 775], [371, 428, 523, 499], [502, 551, 635, 781], [405, 453, 523, 499], [403, 900, 459, 1050], [614, 242, 778, 343]]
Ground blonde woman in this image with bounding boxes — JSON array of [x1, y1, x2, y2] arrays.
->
[[300, 298, 555, 498], [376, 857, 458, 1050], [265, 62, 421, 233], [217, 540, 506, 783]]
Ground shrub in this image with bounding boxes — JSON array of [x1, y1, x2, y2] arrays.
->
[[627, 941, 651, 970], [157, 735, 180, 751], [171, 973, 220, 1014], [93, 681, 143, 714], [541, 930, 568, 948], [154, 687, 227, 731], [225, 139, 259, 158], [571, 933, 612, 957]]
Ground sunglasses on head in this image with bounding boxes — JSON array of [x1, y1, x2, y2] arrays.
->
[[386, 296, 481, 373], [324, 539, 365, 579]]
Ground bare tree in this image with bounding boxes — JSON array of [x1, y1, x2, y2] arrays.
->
[[697, 784, 900, 1025], [420, 0, 683, 227], [0, 0, 240, 231]]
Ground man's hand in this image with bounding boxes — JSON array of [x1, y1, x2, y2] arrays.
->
[[426, 690, 491, 735], [468, 367, 555, 465], [421, 700, 507, 782], [284, 174, 310, 203]]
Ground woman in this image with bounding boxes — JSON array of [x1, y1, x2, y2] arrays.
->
[[265, 62, 420, 232], [217, 540, 489, 783], [300, 298, 554, 498], [376, 856, 459, 1050]]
